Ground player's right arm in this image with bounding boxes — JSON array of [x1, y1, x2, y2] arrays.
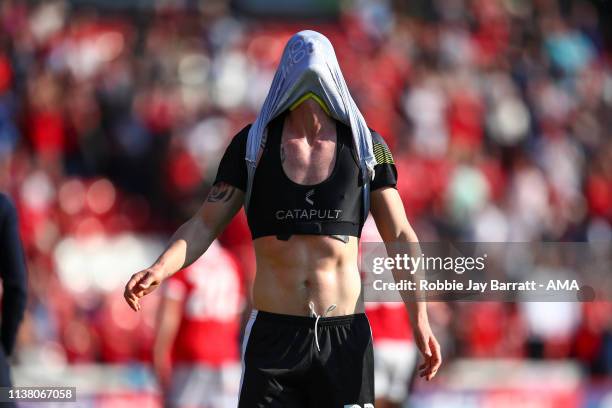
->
[[124, 125, 250, 311], [124, 184, 243, 311]]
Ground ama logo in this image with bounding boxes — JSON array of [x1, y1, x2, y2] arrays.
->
[[344, 405, 374, 408]]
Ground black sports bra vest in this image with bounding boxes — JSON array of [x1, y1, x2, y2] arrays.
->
[[247, 114, 364, 240]]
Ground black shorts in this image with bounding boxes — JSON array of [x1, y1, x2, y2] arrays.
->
[[239, 310, 374, 408]]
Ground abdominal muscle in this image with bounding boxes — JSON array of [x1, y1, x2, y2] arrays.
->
[[252, 235, 364, 317]]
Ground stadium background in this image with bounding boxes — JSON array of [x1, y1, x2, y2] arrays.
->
[[0, 0, 611, 406]]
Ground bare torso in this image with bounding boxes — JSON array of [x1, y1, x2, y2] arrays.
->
[[251, 101, 363, 317], [252, 236, 362, 316]]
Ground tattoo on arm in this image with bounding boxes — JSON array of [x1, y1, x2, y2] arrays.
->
[[207, 183, 235, 203]]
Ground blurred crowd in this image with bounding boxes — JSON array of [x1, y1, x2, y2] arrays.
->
[[0, 0, 611, 386]]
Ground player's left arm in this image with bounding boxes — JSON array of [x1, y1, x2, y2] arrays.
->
[[370, 186, 442, 380]]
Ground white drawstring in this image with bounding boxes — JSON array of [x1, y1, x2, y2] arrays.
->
[[308, 301, 337, 352]]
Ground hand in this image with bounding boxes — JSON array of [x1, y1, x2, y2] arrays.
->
[[413, 320, 442, 381], [124, 267, 164, 311]]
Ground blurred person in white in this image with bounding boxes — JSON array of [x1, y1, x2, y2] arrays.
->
[[519, 252, 581, 359], [154, 241, 244, 408], [0, 193, 27, 407], [125, 30, 440, 407], [402, 72, 449, 157], [508, 156, 551, 241]]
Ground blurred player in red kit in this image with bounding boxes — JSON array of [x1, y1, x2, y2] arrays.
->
[[153, 241, 245, 408], [362, 217, 417, 408], [367, 302, 416, 407]]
